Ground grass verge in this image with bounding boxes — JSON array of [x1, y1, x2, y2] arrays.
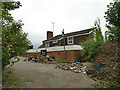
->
[[2, 67, 21, 88]]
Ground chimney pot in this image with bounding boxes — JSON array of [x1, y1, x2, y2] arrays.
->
[[47, 31, 53, 40]]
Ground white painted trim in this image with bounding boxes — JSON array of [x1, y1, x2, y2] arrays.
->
[[89, 31, 92, 34], [53, 40, 58, 43], [67, 36, 74, 44], [58, 38, 63, 40], [27, 45, 83, 53], [69, 32, 90, 37]]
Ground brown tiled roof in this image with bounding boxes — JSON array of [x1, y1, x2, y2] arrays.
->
[[43, 28, 93, 42]]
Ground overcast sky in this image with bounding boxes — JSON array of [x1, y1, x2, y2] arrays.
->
[[10, 0, 113, 48]]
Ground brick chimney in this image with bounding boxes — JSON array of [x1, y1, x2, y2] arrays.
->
[[47, 31, 53, 40]]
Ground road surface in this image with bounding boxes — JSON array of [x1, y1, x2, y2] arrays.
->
[[13, 60, 95, 88]]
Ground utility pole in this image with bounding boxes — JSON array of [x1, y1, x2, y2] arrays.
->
[[62, 29, 66, 61]]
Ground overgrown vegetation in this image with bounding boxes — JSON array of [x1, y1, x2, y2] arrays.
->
[[2, 68, 20, 88], [2, 1, 31, 69], [104, 1, 120, 42], [38, 44, 43, 48], [81, 1, 120, 88], [80, 18, 104, 62], [91, 41, 119, 87], [1, 1, 32, 87]]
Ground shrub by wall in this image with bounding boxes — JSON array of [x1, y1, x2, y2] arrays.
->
[[91, 41, 119, 87], [80, 39, 104, 62]]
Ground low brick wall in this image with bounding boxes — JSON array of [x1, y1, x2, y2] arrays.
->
[[47, 50, 82, 62], [26, 50, 82, 62], [26, 52, 41, 56]]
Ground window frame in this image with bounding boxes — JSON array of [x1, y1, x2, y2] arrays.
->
[[45, 42, 49, 47], [67, 36, 74, 44]]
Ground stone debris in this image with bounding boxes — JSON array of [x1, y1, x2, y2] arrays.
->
[[55, 62, 92, 74], [7, 56, 26, 68], [24, 55, 56, 64], [24, 56, 92, 74]]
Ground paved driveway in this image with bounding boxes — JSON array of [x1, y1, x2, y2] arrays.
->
[[13, 60, 95, 88]]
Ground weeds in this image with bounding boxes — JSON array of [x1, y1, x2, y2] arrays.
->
[[2, 67, 20, 88]]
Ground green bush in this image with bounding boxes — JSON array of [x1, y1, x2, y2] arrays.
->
[[80, 18, 104, 62], [80, 39, 104, 62]]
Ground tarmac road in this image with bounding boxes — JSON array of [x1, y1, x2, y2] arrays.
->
[[13, 60, 95, 88]]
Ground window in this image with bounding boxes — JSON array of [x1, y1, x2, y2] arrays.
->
[[45, 42, 49, 47], [41, 50, 47, 56], [67, 37, 74, 44]]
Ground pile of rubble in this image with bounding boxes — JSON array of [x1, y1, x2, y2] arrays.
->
[[24, 55, 56, 64], [55, 62, 92, 74], [24, 56, 92, 74], [7, 56, 26, 68]]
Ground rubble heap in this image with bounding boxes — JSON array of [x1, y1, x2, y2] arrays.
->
[[24, 56, 92, 74], [24, 55, 56, 64], [55, 62, 92, 74]]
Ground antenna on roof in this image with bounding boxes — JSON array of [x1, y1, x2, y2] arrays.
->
[[51, 22, 55, 34]]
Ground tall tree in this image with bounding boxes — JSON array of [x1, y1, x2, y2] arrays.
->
[[104, 1, 120, 86], [104, 1, 120, 42], [38, 44, 43, 48], [2, 1, 31, 69], [92, 18, 104, 42], [80, 18, 104, 62]]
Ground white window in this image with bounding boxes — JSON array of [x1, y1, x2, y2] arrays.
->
[[67, 37, 74, 44], [45, 42, 49, 47], [53, 40, 58, 43]]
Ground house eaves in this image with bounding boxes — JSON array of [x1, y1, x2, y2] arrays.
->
[[42, 28, 93, 42], [27, 45, 83, 53]]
